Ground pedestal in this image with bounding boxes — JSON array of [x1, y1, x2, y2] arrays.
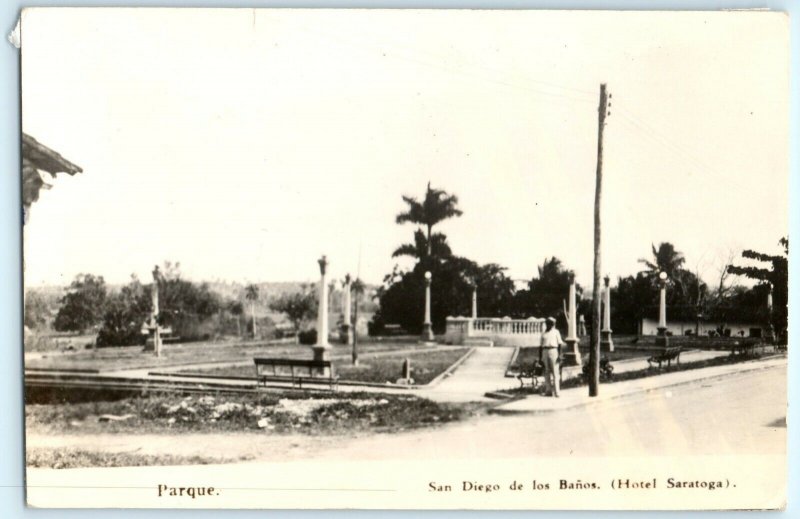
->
[[563, 338, 581, 366], [143, 328, 161, 354], [420, 322, 434, 343], [601, 329, 614, 352], [312, 345, 331, 362], [655, 327, 669, 347], [339, 323, 353, 345]]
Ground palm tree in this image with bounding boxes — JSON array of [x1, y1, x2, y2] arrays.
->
[[396, 182, 462, 265], [638, 242, 686, 279], [245, 284, 259, 338], [392, 229, 452, 261]]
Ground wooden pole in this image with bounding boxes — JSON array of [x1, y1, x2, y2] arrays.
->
[[590, 83, 609, 397]]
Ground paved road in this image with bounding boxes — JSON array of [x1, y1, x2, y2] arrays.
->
[[316, 363, 786, 460]]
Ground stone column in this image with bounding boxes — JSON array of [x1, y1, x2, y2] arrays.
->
[[421, 271, 434, 342], [313, 255, 331, 361], [340, 274, 353, 345], [471, 286, 478, 319], [144, 266, 162, 356], [656, 272, 669, 347], [563, 280, 581, 366], [578, 314, 587, 337], [601, 275, 614, 352]]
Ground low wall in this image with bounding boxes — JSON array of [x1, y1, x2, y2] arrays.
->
[[444, 317, 545, 347]]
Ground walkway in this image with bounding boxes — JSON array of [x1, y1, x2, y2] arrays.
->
[[420, 347, 516, 402]]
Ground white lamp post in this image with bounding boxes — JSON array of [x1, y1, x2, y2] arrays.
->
[[421, 271, 434, 342], [656, 271, 669, 347]]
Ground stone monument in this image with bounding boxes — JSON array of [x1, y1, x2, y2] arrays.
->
[[563, 278, 582, 366], [143, 265, 162, 356], [313, 255, 331, 361], [340, 273, 353, 345]]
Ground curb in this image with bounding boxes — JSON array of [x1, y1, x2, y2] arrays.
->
[[488, 357, 786, 415], [425, 347, 476, 387]]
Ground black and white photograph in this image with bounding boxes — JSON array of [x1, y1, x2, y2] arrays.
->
[[19, 8, 789, 509]]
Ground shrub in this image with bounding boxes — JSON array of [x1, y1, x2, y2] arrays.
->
[[298, 329, 317, 345]]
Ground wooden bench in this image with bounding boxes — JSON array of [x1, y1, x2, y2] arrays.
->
[[253, 358, 339, 390], [730, 341, 758, 356], [647, 347, 683, 369]]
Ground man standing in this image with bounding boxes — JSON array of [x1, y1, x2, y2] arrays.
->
[[540, 316, 564, 397]]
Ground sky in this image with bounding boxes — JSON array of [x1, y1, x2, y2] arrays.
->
[[21, 8, 789, 289]]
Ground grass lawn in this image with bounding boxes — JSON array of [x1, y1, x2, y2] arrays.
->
[[26, 390, 483, 439], [25, 339, 432, 373], [177, 347, 472, 385]]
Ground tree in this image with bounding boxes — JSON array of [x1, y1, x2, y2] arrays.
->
[[395, 182, 462, 267], [727, 237, 788, 341], [157, 268, 222, 340], [269, 286, 318, 336], [639, 242, 686, 279], [512, 257, 582, 329], [96, 276, 151, 346], [245, 284, 259, 338], [373, 257, 515, 334], [53, 274, 107, 333], [392, 228, 452, 262], [24, 291, 51, 330], [227, 300, 244, 336], [611, 273, 656, 335]]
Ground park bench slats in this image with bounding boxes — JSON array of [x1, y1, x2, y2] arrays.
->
[[253, 357, 339, 390], [647, 347, 683, 369]]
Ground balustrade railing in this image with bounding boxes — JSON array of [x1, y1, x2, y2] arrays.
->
[[444, 316, 546, 346]]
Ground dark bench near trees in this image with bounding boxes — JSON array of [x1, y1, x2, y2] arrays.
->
[[647, 347, 682, 369], [253, 358, 339, 390]]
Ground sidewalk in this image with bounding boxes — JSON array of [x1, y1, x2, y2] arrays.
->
[[492, 355, 787, 415], [420, 347, 516, 402]]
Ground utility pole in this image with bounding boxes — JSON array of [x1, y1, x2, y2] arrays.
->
[[589, 83, 610, 397]]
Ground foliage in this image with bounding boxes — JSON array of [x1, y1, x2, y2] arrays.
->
[[96, 276, 151, 346], [96, 264, 223, 346], [24, 290, 52, 330], [638, 242, 686, 279], [53, 274, 108, 333], [511, 257, 584, 330], [392, 229, 452, 262], [296, 329, 317, 345], [269, 285, 318, 332], [727, 237, 788, 340], [610, 273, 655, 334], [157, 268, 222, 341], [395, 182, 462, 268], [373, 257, 516, 333]]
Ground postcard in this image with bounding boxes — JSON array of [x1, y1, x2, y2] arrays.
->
[[19, 8, 788, 509]]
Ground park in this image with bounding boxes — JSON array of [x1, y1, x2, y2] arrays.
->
[[23, 152, 788, 469]]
